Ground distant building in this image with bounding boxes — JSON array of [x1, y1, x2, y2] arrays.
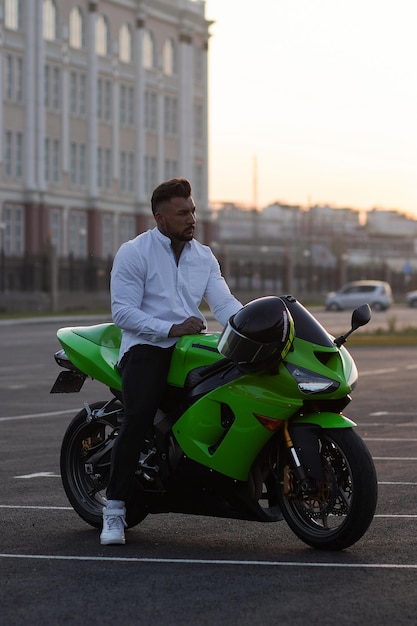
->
[[366, 208, 417, 237], [0, 0, 211, 262]]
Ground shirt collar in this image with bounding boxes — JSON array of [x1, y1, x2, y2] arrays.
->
[[153, 227, 192, 251]]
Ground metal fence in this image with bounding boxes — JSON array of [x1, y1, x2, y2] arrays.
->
[[0, 248, 413, 313]]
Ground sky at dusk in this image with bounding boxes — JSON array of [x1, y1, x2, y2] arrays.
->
[[205, 0, 417, 215]]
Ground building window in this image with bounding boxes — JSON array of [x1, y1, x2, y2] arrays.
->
[[143, 30, 155, 69], [44, 65, 50, 108], [165, 158, 178, 181], [162, 38, 176, 76], [16, 57, 23, 102], [164, 96, 178, 136], [120, 151, 126, 192], [70, 72, 77, 114], [69, 212, 87, 259], [4, 131, 22, 178], [120, 85, 126, 125], [128, 153, 134, 193], [97, 147, 103, 188], [144, 155, 157, 196], [128, 86, 135, 126], [6, 55, 13, 100], [97, 78, 102, 119], [194, 103, 203, 141], [79, 144, 86, 187], [194, 46, 204, 83], [118, 216, 135, 246], [5, 132, 12, 176], [4, 204, 24, 256], [53, 139, 60, 183], [193, 163, 203, 201], [70, 142, 77, 185], [96, 14, 110, 57], [104, 80, 111, 121], [120, 152, 134, 193], [5, 55, 24, 103], [50, 209, 62, 252], [104, 148, 111, 189], [44, 138, 50, 181], [145, 91, 157, 131], [119, 23, 132, 63], [5, 0, 22, 31], [79, 73, 86, 116], [69, 6, 84, 49], [43, 0, 57, 42], [52, 67, 60, 110], [102, 214, 114, 258], [119, 85, 136, 127]]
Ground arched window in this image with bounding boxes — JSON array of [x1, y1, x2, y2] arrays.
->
[[69, 6, 84, 50], [162, 38, 176, 76], [119, 23, 133, 63], [43, 0, 57, 42], [143, 30, 155, 70], [96, 14, 110, 57], [5, 0, 22, 31]]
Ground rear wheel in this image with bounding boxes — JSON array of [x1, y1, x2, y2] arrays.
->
[[277, 428, 377, 550], [60, 400, 148, 528]]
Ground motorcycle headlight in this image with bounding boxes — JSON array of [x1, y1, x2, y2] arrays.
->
[[285, 363, 340, 395]]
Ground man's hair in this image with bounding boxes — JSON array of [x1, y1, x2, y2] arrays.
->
[[151, 178, 192, 215]]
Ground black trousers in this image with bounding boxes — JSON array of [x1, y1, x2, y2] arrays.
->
[[106, 343, 174, 502]]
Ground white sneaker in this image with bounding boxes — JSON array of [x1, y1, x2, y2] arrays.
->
[[100, 501, 127, 545]]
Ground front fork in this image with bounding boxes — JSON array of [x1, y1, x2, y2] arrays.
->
[[283, 422, 308, 487], [281, 421, 324, 495]]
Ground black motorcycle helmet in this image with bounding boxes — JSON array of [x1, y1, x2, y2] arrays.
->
[[217, 296, 295, 372]]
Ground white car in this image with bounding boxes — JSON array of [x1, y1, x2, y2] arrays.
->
[[325, 280, 393, 311], [406, 290, 417, 307]]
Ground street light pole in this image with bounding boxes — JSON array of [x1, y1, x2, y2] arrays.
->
[[0, 221, 6, 292]]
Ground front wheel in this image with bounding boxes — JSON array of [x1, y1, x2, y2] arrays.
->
[[277, 428, 377, 550]]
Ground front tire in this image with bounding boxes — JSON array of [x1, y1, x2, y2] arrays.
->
[[277, 428, 377, 550]]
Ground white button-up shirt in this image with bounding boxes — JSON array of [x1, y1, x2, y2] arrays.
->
[[111, 228, 242, 359]]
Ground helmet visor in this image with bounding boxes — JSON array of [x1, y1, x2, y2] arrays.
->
[[217, 321, 280, 366]]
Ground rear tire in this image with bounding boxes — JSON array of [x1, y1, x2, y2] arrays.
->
[[60, 400, 148, 529], [277, 428, 377, 550]]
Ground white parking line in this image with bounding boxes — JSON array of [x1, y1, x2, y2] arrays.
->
[[0, 505, 72, 510], [0, 553, 416, 569], [378, 482, 417, 486], [373, 457, 417, 461], [364, 437, 417, 442], [0, 409, 78, 422], [1, 505, 416, 515], [360, 368, 399, 376]]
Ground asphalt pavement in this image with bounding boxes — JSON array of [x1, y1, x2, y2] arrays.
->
[[1, 315, 417, 625]]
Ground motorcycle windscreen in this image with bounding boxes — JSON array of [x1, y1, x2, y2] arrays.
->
[[283, 297, 335, 347]]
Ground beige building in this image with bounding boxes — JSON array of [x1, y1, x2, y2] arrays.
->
[[0, 0, 211, 263]]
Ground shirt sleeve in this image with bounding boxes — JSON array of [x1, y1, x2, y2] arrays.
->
[[203, 252, 243, 326], [110, 242, 172, 341]]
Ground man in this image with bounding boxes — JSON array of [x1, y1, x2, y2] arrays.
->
[[101, 178, 242, 545]]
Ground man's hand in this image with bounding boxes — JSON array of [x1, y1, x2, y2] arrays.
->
[[169, 316, 206, 337]]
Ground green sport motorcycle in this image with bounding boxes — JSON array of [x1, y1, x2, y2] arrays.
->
[[51, 295, 377, 550]]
